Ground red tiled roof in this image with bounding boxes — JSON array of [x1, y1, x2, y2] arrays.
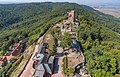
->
[[11, 44, 21, 56]]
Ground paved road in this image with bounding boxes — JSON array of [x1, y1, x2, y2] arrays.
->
[[20, 37, 43, 77], [20, 25, 52, 77], [20, 45, 39, 77]]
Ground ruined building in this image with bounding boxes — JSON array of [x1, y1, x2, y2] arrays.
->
[[68, 10, 75, 23]]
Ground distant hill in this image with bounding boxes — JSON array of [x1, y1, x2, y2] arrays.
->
[[0, 2, 120, 32]]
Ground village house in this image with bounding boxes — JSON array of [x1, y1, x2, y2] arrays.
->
[[0, 56, 8, 67], [0, 39, 27, 67], [0, 43, 22, 67]]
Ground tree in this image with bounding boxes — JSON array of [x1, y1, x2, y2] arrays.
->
[[110, 58, 117, 74], [61, 32, 72, 48]]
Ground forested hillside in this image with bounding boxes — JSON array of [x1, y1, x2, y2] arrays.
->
[[0, 2, 120, 77]]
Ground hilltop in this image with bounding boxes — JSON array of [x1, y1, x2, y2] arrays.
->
[[0, 2, 120, 77]]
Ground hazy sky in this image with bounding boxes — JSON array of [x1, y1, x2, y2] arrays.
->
[[0, 0, 120, 5]]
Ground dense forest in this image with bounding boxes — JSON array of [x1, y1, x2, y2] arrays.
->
[[0, 2, 120, 77]]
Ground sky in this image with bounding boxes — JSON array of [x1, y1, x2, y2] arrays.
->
[[0, 0, 120, 5]]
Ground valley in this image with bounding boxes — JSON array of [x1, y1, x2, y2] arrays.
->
[[95, 8, 120, 17]]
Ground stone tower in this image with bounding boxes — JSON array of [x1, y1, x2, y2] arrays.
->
[[68, 10, 75, 23]]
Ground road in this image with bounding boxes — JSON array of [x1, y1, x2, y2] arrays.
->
[[20, 45, 38, 77], [20, 25, 53, 77], [20, 36, 43, 77]]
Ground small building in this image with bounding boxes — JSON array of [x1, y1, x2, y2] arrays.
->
[[42, 43, 48, 54], [8, 40, 26, 57], [38, 43, 48, 54], [61, 20, 78, 37], [33, 53, 49, 67], [48, 56, 54, 72], [33, 42, 55, 77], [44, 64, 52, 75], [33, 53, 55, 76], [0, 57, 8, 67], [33, 64, 53, 77], [71, 26, 77, 32], [33, 53, 44, 61], [48, 56, 54, 64], [80, 68, 91, 77], [71, 39, 80, 52], [61, 20, 72, 35], [11, 44, 21, 56], [38, 43, 44, 53], [61, 10, 80, 37], [33, 70, 45, 77], [33, 53, 44, 66], [33, 64, 45, 77], [0, 39, 27, 67], [57, 40, 61, 47], [41, 54, 49, 64]]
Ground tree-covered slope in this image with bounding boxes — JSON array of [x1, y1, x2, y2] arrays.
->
[[0, 2, 63, 28], [76, 4, 120, 77], [1, 2, 120, 32], [0, 2, 120, 77], [77, 16, 120, 77]]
